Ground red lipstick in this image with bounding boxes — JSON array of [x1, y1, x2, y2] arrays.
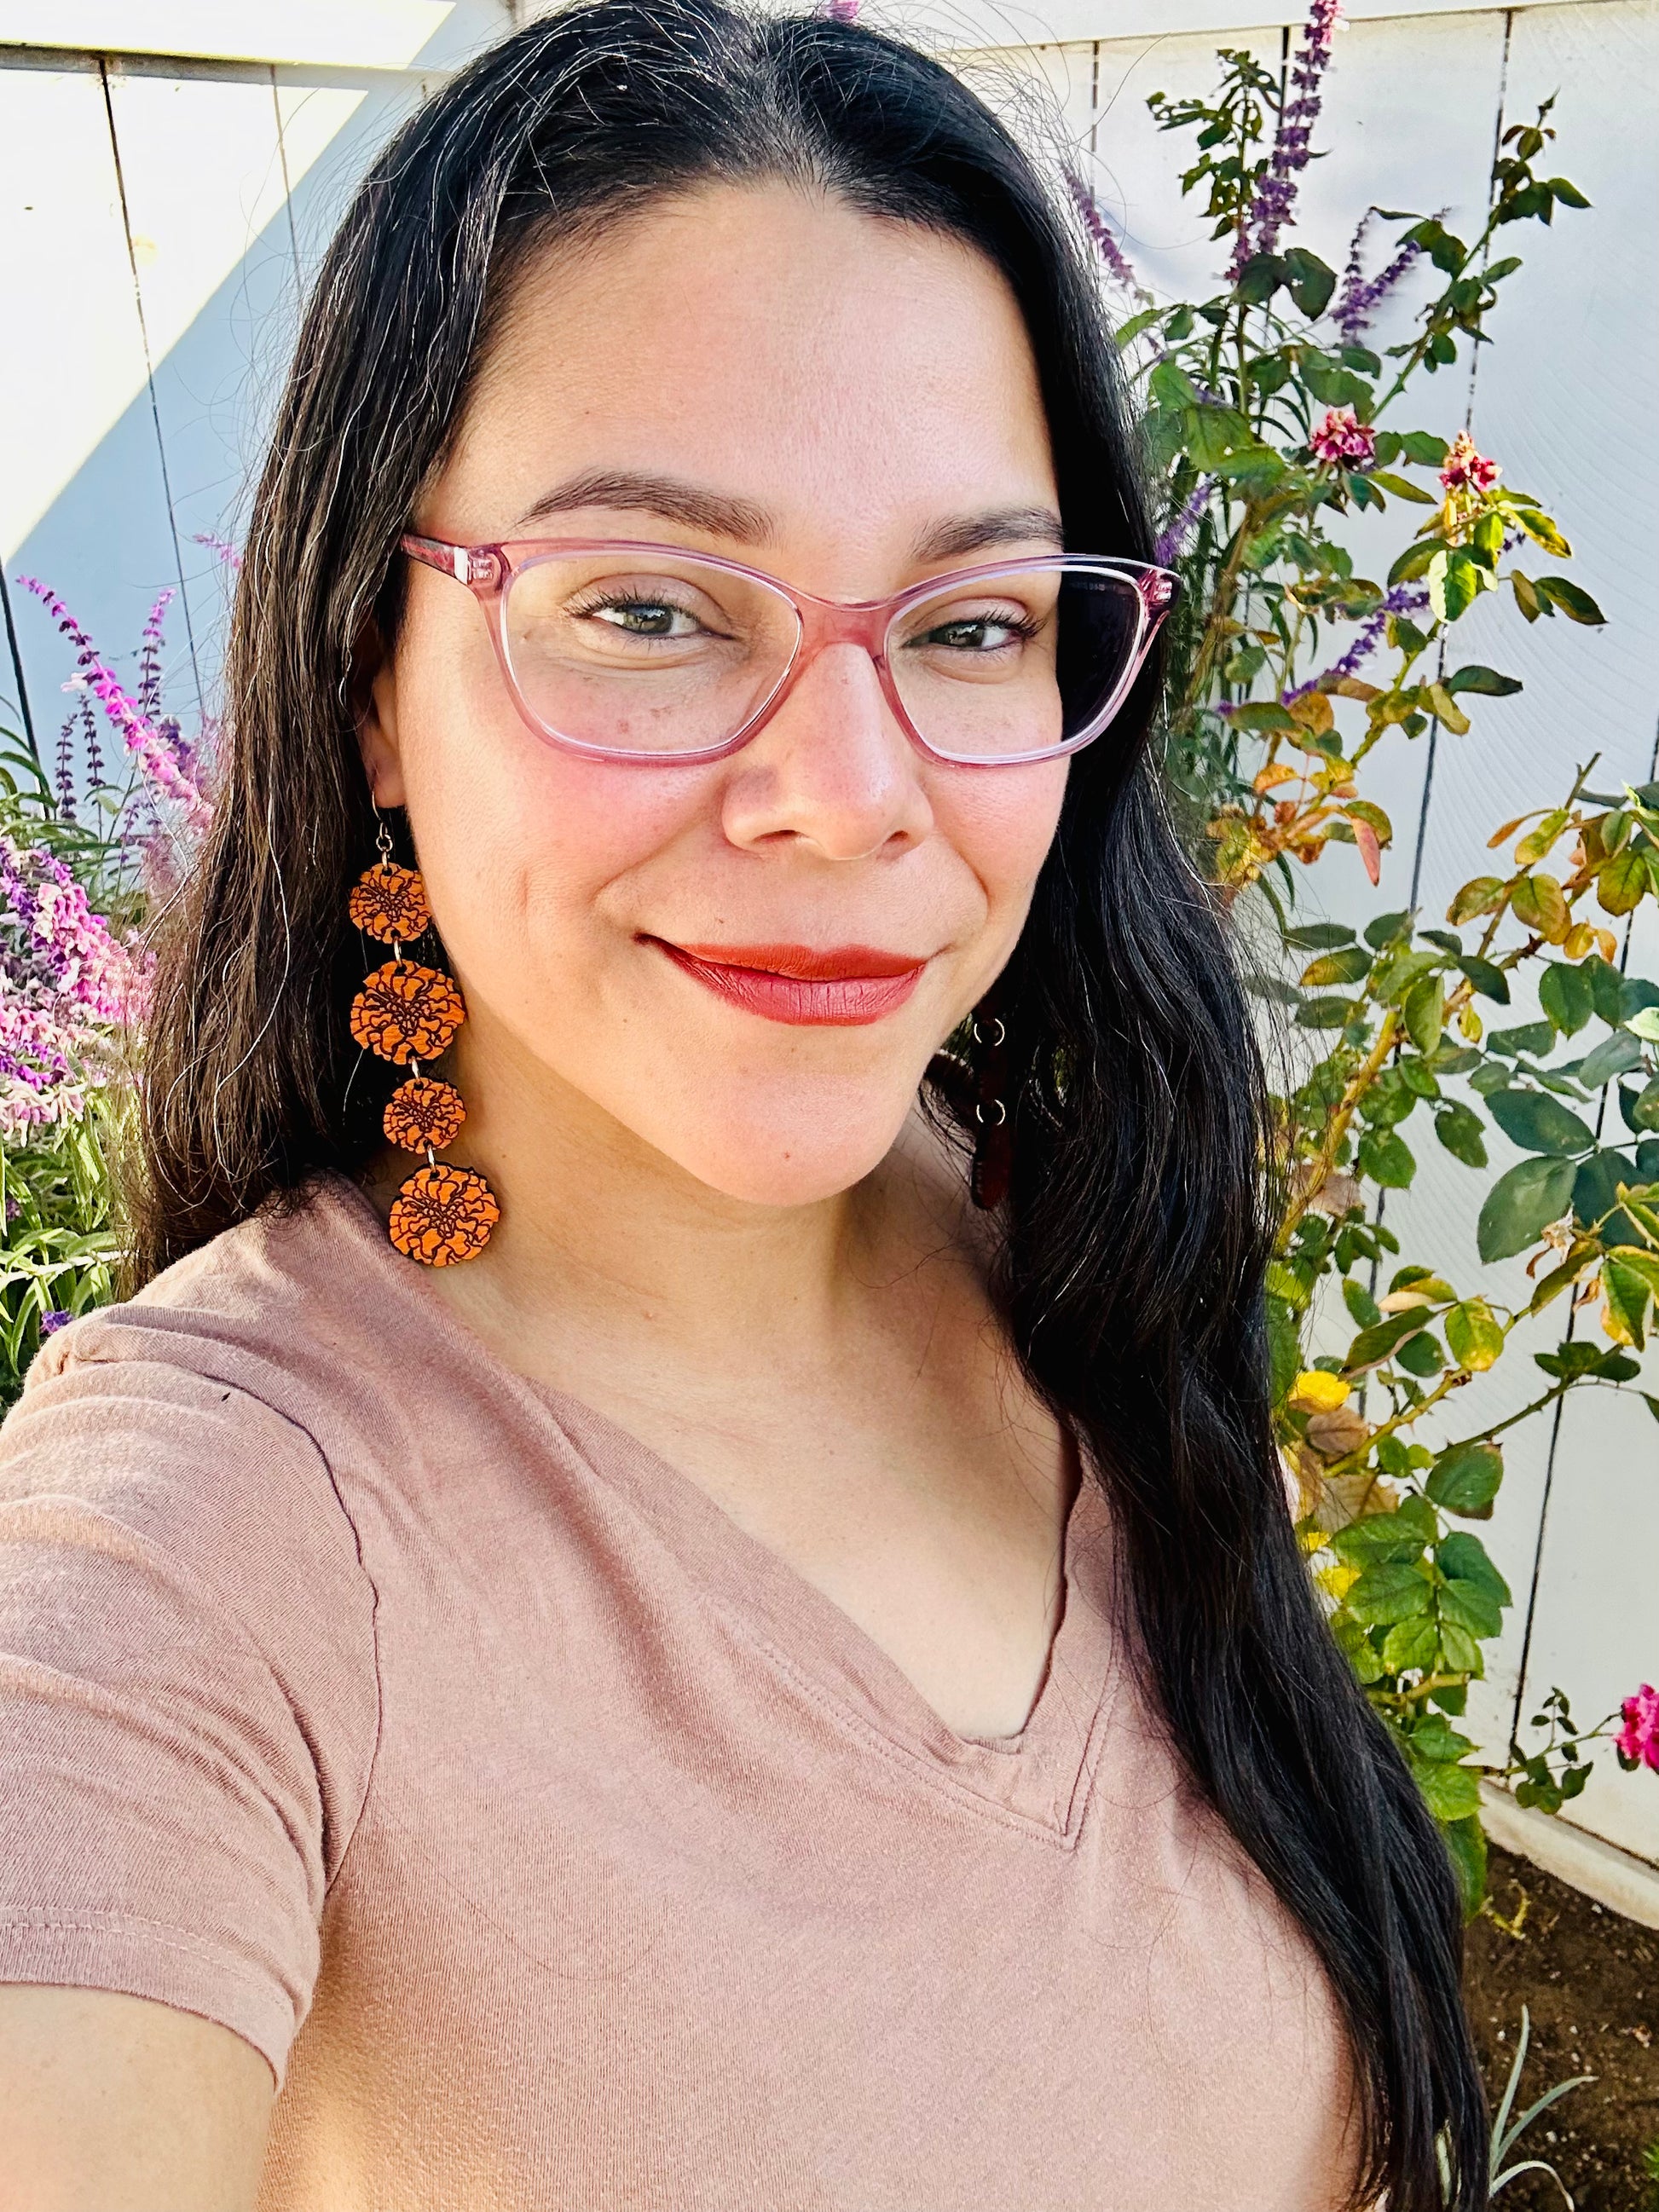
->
[[650, 939, 926, 1025]]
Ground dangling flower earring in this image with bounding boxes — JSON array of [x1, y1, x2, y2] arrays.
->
[[348, 810, 500, 1264], [969, 1003, 1013, 1211]]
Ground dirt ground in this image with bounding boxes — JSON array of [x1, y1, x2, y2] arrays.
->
[[1465, 1843, 1659, 2209]]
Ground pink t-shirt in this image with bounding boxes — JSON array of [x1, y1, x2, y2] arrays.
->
[[0, 1169, 1356, 2209]]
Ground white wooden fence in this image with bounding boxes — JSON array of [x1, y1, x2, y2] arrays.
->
[[2, 0, 1654, 1903]]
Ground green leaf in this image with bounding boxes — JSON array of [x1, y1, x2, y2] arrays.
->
[[1347, 1562, 1433, 1626], [1342, 1277, 1383, 1329], [1438, 1531, 1512, 1608], [1330, 1512, 1426, 1568], [1426, 1441, 1503, 1517], [1449, 958, 1506, 1010], [1228, 700, 1300, 733], [1488, 1020, 1555, 1060], [1283, 922, 1356, 950], [1282, 245, 1337, 317], [1148, 358, 1203, 409], [1442, 1813, 1488, 1919], [1344, 1306, 1436, 1372], [1396, 1328, 1444, 1376], [1477, 1154, 1577, 1261], [1429, 548, 1488, 623], [1577, 1028, 1644, 1087], [1443, 1297, 1503, 1374], [1358, 1128, 1416, 1188], [1234, 253, 1286, 306], [1604, 1256, 1650, 1349], [1397, 430, 1448, 466], [1535, 575, 1607, 625], [1297, 996, 1360, 1031], [1300, 944, 1373, 988], [1410, 1718, 1477, 1764], [1403, 973, 1446, 1054], [1436, 1103, 1488, 1169], [1444, 664, 1523, 697], [1485, 1089, 1596, 1157], [1448, 877, 1506, 924], [1388, 539, 1441, 586], [1381, 1616, 1440, 1673], [1301, 353, 1372, 408], [1413, 1759, 1483, 1823], [1539, 961, 1595, 1036], [1368, 470, 1436, 505]]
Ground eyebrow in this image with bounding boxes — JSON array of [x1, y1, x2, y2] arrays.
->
[[910, 505, 1066, 561], [511, 470, 1066, 563], [512, 469, 776, 542]]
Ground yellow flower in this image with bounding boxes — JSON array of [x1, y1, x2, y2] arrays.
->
[[1290, 1369, 1350, 1412]]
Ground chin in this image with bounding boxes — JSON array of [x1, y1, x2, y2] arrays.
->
[[645, 1088, 920, 1208]]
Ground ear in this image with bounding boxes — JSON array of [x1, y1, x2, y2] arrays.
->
[[354, 615, 408, 809]]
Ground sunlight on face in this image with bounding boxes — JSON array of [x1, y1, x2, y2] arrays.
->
[[365, 180, 1068, 1206]]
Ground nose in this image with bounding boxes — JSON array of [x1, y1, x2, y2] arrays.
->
[[719, 642, 934, 861]]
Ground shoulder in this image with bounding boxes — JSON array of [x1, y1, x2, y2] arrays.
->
[[0, 1171, 391, 1648]]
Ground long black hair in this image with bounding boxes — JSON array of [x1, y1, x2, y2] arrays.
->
[[128, 4, 1485, 2199]]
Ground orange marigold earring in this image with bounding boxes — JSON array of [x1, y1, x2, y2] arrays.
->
[[349, 811, 500, 1265]]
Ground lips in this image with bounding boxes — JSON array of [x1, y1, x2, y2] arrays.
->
[[649, 939, 927, 1025]]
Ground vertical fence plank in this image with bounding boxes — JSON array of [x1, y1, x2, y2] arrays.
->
[[0, 62, 175, 765]]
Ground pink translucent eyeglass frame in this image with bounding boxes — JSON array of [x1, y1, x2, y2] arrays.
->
[[401, 533, 1178, 768]]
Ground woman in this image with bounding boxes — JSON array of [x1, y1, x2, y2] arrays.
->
[[0, 3, 1484, 2205]]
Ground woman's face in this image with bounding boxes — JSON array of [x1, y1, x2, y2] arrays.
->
[[363, 180, 1068, 1207]]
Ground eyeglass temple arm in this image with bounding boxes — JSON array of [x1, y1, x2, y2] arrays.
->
[[402, 533, 477, 585]]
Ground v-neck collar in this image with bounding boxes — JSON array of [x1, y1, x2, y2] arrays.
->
[[318, 1168, 1121, 1844]]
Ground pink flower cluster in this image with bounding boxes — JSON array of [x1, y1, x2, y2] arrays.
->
[[1439, 430, 1500, 497], [16, 579, 211, 836], [1617, 1684, 1659, 1772], [1309, 406, 1376, 468], [0, 833, 151, 1144]]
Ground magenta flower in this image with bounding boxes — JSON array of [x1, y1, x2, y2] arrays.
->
[[16, 578, 211, 835], [1617, 1684, 1659, 1773], [1309, 406, 1376, 468], [1439, 430, 1501, 497]]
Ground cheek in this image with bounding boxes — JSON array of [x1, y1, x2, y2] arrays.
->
[[937, 757, 1070, 923]]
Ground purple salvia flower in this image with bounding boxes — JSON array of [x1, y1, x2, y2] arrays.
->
[[192, 532, 243, 572], [1233, 0, 1342, 275], [39, 1310, 72, 1335], [1065, 169, 1142, 294], [18, 579, 211, 834], [1153, 476, 1216, 568], [136, 587, 173, 723], [1331, 211, 1429, 346], [54, 713, 78, 822], [1282, 583, 1431, 702]]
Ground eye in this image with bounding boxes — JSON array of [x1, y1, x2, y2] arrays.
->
[[916, 610, 1037, 653], [584, 595, 704, 638]]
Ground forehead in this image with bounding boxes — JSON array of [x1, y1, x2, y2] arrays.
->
[[450, 180, 1057, 547]]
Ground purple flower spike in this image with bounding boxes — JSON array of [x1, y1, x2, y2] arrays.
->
[[1331, 207, 1429, 346], [1282, 583, 1431, 702], [17, 578, 211, 834], [192, 532, 243, 572], [1153, 477, 1216, 568], [1233, 0, 1342, 275], [1065, 169, 1142, 294], [39, 1309, 72, 1335]]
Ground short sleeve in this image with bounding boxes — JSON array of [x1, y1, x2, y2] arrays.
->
[[0, 1349, 379, 2086]]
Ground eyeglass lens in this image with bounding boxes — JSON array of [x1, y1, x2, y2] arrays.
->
[[500, 555, 1145, 759]]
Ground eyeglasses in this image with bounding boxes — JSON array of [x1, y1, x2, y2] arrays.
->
[[400, 534, 1177, 767]]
